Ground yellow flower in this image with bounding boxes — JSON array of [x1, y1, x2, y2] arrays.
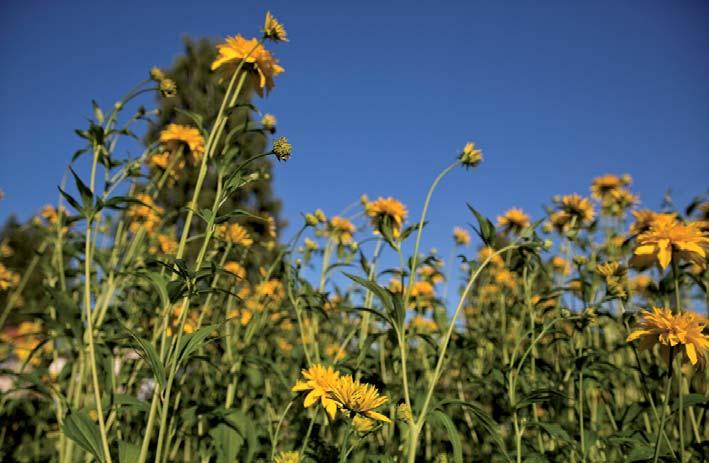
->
[[397, 403, 413, 422], [595, 261, 626, 279], [9, 321, 44, 364], [550, 194, 595, 231], [261, 113, 277, 130], [453, 227, 471, 246], [146, 152, 170, 170], [630, 209, 662, 235], [328, 216, 356, 245], [497, 208, 530, 234], [291, 364, 341, 419], [263, 11, 288, 42], [410, 281, 435, 300], [408, 315, 438, 333], [159, 124, 205, 163], [304, 237, 318, 251], [40, 205, 64, 225], [418, 264, 445, 284], [211, 35, 284, 96], [493, 268, 517, 290], [273, 451, 300, 463], [325, 343, 346, 361], [256, 279, 284, 300], [590, 174, 630, 201], [149, 233, 177, 255], [550, 256, 571, 276], [215, 223, 253, 247], [272, 136, 292, 161], [224, 261, 246, 280], [631, 274, 652, 293], [478, 246, 504, 268], [0, 243, 13, 258], [459, 142, 483, 167], [627, 307, 709, 367], [365, 197, 408, 238], [328, 374, 391, 423], [596, 261, 628, 299], [388, 278, 403, 293], [352, 415, 375, 432], [630, 215, 708, 270], [0, 263, 20, 291], [126, 194, 163, 234]]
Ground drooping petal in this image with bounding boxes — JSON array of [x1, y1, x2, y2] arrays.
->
[[303, 389, 322, 408], [684, 343, 698, 365], [365, 411, 392, 423]]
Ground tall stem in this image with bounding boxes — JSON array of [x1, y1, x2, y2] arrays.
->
[[83, 147, 113, 463], [404, 160, 460, 307], [652, 349, 674, 463]]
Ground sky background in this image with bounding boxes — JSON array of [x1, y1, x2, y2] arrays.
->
[[1, 0, 708, 258]]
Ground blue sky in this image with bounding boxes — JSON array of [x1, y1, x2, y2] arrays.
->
[[1, 0, 708, 257]]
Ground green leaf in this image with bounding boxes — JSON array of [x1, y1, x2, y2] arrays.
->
[[466, 204, 496, 246], [69, 167, 94, 215], [174, 324, 218, 369], [92, 99, 104, 124], [136, 270, 170, 310], [344, 273, 401, 328], [438, 399, 509, 460], [118, 441, 140, 463], [428, 410, 463, 463], [672, 393, 708, 412], [210, 422, 243, 463], [533, 422, 574, 446], [113, 393, 149, 413], [125, 329, 166, 389], [58, 187, 83, 214], [175, 108, 204, 130], [62, 410, 105, 462], [514, 389, 567, 410]]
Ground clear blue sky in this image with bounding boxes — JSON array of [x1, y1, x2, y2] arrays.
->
[[1, 0, 708, 255]]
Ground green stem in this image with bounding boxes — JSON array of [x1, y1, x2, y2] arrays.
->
[[404, 160, 460, 307], [652, 349, 674, 463], [83, 148, 113, 463]]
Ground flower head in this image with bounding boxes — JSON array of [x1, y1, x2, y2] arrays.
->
[[211, 35, 284, 96], [590, 174, 630, 201], [273, 451, 300, 463], [365, 197, 408, 238], [352, 415, 375, 432], [261, 113, 277, 131], [630, 215, 708, 270], [453, 227, 471, 246], [328, 374, 391, 423], [291, 364, 341, 419], [224, 261, 246, 280], [0, 263, 20, 291], [215, 223, 253, 247], [263, 11, 288, 42], [159, 124, 205, 163], [497, 208, 530, 234], [272, 136, 292, 161], [328, 216, 356, 245], [550, 194, 595, 232], [459, 142, 483, 167], [630, 210, 662, 235], [126, 194, 163, 234], [627, 307, 709, 367]]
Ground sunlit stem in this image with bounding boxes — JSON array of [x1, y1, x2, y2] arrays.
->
[[403, 160, 461, 307], [83, 146, 113, 463]]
